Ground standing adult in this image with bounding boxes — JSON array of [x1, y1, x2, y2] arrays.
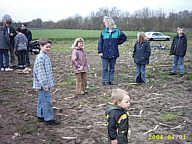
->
[[21, 23, 32, 67], [0, 23, 13, 71], [98, 16, 127, 85], [4, 20, 16, 67], [169, 26, 187, 77]]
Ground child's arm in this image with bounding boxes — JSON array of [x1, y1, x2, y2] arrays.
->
[[71, 50, 80, 68], [170, 37, 176, 55], [145, 41, 151, 59], [133, 42, 137, 58]]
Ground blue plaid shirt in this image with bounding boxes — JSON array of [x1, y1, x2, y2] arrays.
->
[[33, 51, 55, 89]]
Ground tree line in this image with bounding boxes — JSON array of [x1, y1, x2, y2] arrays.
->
[[2, 7, 192, 32]]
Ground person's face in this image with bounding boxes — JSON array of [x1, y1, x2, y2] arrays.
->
[[41, 43, 51, 53], [118, 94, 131, 110], [104, 22, 110, 28], [5, 23, 10, 27], [77, 41, 83, 48], [177, 28, 183, 35], [21, 24, 26, 30]]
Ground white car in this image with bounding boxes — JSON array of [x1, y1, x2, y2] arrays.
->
[[145, 32, 170, 41]]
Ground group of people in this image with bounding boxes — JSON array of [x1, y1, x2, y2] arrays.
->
[[32, 16, 187, 144], [0, 20, 32, 71]]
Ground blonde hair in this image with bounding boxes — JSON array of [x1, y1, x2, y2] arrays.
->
[[72, 37, 84, 48], [137, 32, 146, 42], [112, 88, 128, 105], [103, 16, 116, 28]]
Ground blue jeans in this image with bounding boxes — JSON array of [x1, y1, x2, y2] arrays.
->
[[136, 64, 146, 83], [26, 47, 30, 65], [172, 55, 184, 75], [0, 49, 9, 69], [37, 88, 54, 121], [101, 58, 116, 83]]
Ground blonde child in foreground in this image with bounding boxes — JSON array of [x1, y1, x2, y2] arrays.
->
[[105, 89, 131, 144], [71, 38, 88, 95]]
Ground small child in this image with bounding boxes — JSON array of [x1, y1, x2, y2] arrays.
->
[[169, 26, 187, 77], [71, 38, 88, 95], [14, 27, 28, 69], [133, 32, 151, 83], [105, 88, 131, 144], [33, 38, 60, 125]]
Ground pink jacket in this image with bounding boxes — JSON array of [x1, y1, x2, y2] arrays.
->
[[72, 47, 88, 73]]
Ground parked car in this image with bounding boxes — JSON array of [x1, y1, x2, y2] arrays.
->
[[145, 32, 170, 41]]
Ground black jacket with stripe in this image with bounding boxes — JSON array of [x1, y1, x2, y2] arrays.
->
[[105, 103, 129, 144]]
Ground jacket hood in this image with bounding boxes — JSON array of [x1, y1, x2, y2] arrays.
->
[[72, 37, 84, 49], [176, 33, 186, 38], [105, 103, 122, 114]]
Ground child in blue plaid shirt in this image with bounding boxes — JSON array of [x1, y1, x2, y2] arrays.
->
[[33, 38, 60, 125]]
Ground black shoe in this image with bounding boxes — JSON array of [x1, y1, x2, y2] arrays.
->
[[102, 82, 108, 86], [109, 82, 116, 85], [37, 117, 44, 122], [26, 64, 31, 67], [179, 74, 184, 77], [168, 72, 176, 75], [45, 120, 60, 125]]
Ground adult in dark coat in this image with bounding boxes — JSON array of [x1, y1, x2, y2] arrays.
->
[[169, 26, 187, 76], [0, 24, 13, 71], [21, 23, 32, 66], [4, 21, 16, 66], [133, 32, 151, 83]]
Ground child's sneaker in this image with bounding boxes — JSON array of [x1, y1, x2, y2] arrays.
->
[[37, 117, 44, 122], [0, 68, 4, 71], [45, 120, 60, 125], [5, 68, 13, 71]]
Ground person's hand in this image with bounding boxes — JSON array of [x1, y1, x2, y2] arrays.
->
[[44, 88, 49, 92], [111, 139, 118, 144], [99, 53, 103, 57], [10, 33, 14, 36], [78, 66, 83, 71]]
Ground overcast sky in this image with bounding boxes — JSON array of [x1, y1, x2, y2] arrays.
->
[[1, 0, 191, 22]]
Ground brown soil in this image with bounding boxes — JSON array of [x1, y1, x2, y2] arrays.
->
[[0, 42, 192, 144]]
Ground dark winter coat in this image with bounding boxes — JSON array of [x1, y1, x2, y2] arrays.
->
[[170, 34, 187, 57], [133, 40, 151, 65], [105, 103, 129, 144], [4, 26, 16, 44], [21, 29, 32, 42], [98, 28, 127, 59], [0, 26, 10, 50]]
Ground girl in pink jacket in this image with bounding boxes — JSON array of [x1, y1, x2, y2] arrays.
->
[[71, 38, 88, 95]]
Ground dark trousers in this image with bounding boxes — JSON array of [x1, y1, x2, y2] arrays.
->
[[26, 47, 30, 65], [0, 49, 9, 68], [9, 42, 15, 65], [17, 50, 26, 66]]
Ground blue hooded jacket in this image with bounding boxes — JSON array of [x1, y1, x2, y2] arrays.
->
[[98, 28, 127, 59], [133, 40, 151, 64]]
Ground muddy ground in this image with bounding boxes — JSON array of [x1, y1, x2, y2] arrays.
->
[[0, 40, 192, 144]]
